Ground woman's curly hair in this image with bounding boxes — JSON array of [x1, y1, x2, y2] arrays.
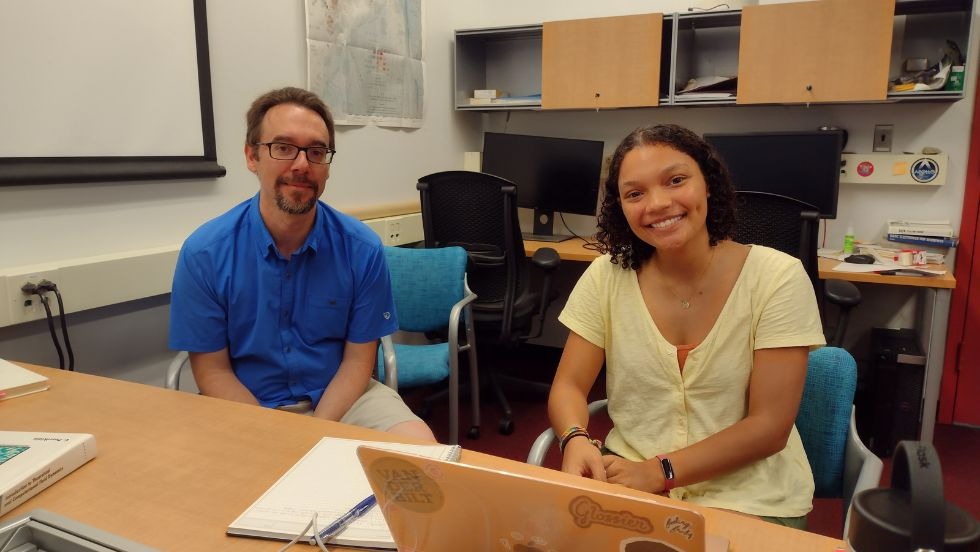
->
[[596, 124, 738, 270]]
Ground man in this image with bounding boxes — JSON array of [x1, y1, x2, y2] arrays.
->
[[169, 87, 434, 441]]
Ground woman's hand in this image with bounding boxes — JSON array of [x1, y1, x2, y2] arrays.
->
[[560, 437, 607, 482], [603, 456, 664, 494]]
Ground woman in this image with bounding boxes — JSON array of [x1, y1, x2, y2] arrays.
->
[[549, 124, 825, 528]]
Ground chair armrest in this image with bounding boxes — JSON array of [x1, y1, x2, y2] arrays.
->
[[526, 399, 608, 466], [531, 247, 561, 273], [448, 281, 479, 353], [524, 247, 562, 340], [379, 335, 398, 390], [165, 351, 189, 391], [842, 406, 883, 537], [824, 279, 862, 308]]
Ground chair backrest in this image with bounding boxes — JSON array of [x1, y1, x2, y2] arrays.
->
[[417, 171, 532, 342], [796, 346, 858, 498], [384, 245, 468, 333], [732, 190, 821, 291]]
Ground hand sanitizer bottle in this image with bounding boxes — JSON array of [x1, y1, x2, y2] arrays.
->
[[843, 223, 855, 255]]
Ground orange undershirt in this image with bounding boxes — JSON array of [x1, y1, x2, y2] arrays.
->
[[676, 343, 697, 373]]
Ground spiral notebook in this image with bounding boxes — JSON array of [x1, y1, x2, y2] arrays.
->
[[227, 436, 460, 549]]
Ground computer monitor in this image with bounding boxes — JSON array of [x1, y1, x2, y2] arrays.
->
[[482, 132, 604, 242], [703, 130, 844, 219]]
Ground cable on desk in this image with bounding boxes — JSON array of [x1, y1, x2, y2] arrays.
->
[[557, 212, 602, 252]]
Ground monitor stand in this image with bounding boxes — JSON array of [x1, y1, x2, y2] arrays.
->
[[523, 209, 573, 242], [522, 232, 572, 243]]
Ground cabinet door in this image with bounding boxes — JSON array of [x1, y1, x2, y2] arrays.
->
[[542, 14, 663, 110], [737, 0, 894, 104]]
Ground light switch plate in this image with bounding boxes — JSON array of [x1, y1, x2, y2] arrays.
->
[[873, 124, 894, 152]]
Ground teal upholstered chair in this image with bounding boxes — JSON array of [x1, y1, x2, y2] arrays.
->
[[795, 346, 882, 537], [378, 245, 479, 445], [527, 346, 881, 538]]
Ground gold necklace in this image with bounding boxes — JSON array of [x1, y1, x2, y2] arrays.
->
[[659, 246, 716, 310]]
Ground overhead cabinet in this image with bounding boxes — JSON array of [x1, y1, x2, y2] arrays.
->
[[453, 0, 973, 111], [542, 14, 666, 109], [737, 0, 895, 104]]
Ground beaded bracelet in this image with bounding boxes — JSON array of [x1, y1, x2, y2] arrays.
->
[[558, 426, 602, 453]]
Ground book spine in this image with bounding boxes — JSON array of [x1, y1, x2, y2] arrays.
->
[[887, 233, 959, 248], [886, 225, 954, 237], [0, 436, 96, 516], [473, 89, 504, 99]]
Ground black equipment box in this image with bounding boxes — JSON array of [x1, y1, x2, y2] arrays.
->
[[857, 328, 926, 457]]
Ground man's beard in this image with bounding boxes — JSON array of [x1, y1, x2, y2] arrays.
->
[[275, 176, 318, 215]]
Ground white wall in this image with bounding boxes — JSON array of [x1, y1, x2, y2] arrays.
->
[[0, 0, 481, 380], [1, 0, 975, 381]]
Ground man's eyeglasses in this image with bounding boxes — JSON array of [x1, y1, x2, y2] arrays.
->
[[254, 142, 336, 164]]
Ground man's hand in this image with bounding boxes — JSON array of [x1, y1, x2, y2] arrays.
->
[[313, 340, 375, 421], [189, 349, 260, 405]]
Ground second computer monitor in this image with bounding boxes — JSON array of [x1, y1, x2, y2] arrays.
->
[[703, 130, 844, 219], [482, 132, 604, 242]]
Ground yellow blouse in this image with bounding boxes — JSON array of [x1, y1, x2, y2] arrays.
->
[[559, 245, 825, 517]]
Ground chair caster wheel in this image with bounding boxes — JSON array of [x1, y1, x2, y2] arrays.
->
[[498, 419, 514, 435], [467, 426, 480, 440]]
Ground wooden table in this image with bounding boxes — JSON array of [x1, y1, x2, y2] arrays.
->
[[1, 365, 845, 551], [526, 238, 956, 443]]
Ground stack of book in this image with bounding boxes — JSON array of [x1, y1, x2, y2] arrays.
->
[[886, 219, 958, 248], [468, 89, 507, 105], [467, 90, 541, 106]]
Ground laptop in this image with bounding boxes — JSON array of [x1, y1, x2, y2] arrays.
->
[[356, 446, 730, 552]]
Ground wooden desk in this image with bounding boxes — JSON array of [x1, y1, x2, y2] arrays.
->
[[525, 236, 600, 262], [526, 238, 956, 443], [818, 257, 955, 289], [2, 365, 844, 551]]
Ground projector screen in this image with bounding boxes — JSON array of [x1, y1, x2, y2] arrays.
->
[[0, 0, 224, 185]]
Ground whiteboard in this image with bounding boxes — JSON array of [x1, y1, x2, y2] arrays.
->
[[0, 0, 224, 184]]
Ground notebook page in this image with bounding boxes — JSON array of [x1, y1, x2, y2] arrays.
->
[[229, 436, 459, 548]]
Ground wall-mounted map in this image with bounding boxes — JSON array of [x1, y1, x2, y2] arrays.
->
[[306, 0, 424, 128]]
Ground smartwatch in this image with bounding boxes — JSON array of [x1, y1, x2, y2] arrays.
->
[[656, 454, 676, 492]]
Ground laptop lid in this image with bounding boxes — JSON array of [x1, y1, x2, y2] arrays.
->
[[357, 446, 729, 552]]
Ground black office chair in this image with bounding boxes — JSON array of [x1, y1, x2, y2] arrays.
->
[[732, 191, 861, 347], [417, 171, 561, 435]]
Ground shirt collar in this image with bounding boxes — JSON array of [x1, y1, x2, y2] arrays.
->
[[248, 193, 324, 259]]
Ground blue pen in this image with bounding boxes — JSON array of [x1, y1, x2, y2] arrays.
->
[[312, 494, 378, 544]]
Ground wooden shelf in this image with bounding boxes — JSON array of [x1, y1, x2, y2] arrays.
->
[[454, 0, 973, 111]]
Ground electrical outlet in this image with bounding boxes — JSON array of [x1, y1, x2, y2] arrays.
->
[[387, 220, 402, 245], [4, 269, 62, 325], [873, 124, 893, 152]]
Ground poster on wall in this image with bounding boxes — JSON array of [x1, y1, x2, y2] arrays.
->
[[306, 0, 424, 128]]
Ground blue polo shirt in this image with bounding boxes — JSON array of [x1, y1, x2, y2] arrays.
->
[[168, 193, 398, 408]]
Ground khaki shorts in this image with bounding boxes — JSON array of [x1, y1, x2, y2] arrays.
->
[[276, 379, 422, 432]]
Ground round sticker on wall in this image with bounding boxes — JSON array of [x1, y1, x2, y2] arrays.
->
[[856, 161, 874, 177], [910, 158, 939, 183]]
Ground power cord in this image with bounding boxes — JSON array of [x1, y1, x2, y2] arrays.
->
[[557, 212, 602, 252], [22, 282, 65, 370], [688, 3, 730, 11], [37, 280, 75, 372]]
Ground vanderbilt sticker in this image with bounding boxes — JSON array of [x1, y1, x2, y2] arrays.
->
[[910, 158, 939, 183], [369, 457, 444, 513]]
